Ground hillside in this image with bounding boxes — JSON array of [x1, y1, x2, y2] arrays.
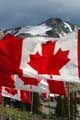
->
[[0, 18, 77, 39]]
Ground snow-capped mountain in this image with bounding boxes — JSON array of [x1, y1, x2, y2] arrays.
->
[[2, 18, 77, 38]]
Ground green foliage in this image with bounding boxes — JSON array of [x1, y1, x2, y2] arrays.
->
[[0, 105, 31, 120], [3, 92, 41, 114], [55, 93, 79, 119], [20, 102, 31, 111], [3, 97, 31, 112], [55, 96, 66, 117]]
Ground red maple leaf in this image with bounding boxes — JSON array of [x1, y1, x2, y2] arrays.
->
[[28, 41, 70, 75], [5, 88, 17, 95], [19, 76, 41, 86]]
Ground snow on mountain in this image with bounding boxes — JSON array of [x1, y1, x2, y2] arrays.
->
[[1, 18, 77, 38], [15, 23, 52, 36]]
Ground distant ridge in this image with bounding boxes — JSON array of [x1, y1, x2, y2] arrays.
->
[[0, 18, 77, 38]]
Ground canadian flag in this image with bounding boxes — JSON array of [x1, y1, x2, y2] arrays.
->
[[15, 76, 66, 96], [0, 86, 30, 103], [0, 30, 80, 82], [14, 76, 49, 93], [0, 73, 49, 93], [0, 72, 66, 96], [47, 80, 66, 96], [41, 79, 66, 96]]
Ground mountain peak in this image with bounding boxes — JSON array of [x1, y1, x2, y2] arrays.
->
[[1, 18, 77, 38]]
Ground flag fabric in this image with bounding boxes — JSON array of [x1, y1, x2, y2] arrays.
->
[[0, 87, 3, 104], [0, 72, 66, 96], [0, 30, 80, 83], [41, 79, 66, 96], [0, 86, 30, 103], [41, 93, 49, 99], [47, 80, 66, 96], [0, 72, 15, 88], [41, 80, 66, 101], [0, 34, 22, 75], [0, 73, 49, 93]]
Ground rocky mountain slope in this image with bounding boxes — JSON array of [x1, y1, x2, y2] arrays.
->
[[0, 18, 77, 38]]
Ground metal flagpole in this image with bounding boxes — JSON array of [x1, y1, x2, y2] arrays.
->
[[61, 96, 64, 120], [31, 92, 33, 114], [68, 82, 70, 120], [74, 91, 77, 120], [48, 93, 51, 118], [30, 85, 33, 115]]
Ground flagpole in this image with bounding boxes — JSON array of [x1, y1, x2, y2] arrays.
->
[[48, 92, 51, 118], [30, 85, 33, 115], [61, 96, 64, 120], [31, 92, 33, 114], [68, 82, 70, 120], [74, 91, 77, 120]]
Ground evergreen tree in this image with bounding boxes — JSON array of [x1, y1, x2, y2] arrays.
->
[[55, 93, 78, 119]]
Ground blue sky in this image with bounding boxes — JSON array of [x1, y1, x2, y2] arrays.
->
[[0, 0, 80, 29]]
